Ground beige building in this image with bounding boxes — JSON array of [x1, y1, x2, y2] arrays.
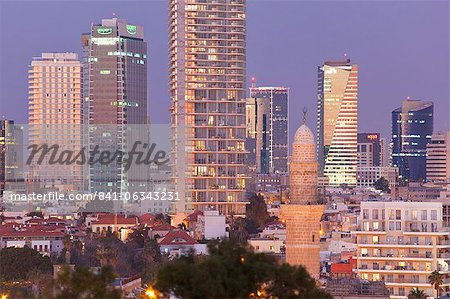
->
[[427, 131, 450, 184], [356, 166, 398, 190], [353, 201, 450, 298], [317, 59, 358, 187], [282, 120, 324, 278], [28, 53, 84, 190], [169, 0, 247, 215]]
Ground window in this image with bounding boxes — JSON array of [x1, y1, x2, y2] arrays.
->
[[372, 209, 379, 220], [363, 221, 370, 231], [421, 210, 427, 220], [363, 209, 369, 219], [396, 210, 401, 220], [389, 221, 395, 231], [389, 209, 395, 220], [396, 222, 402, 231], [412, 210, 418, 220], [431, 210, 437, 220]]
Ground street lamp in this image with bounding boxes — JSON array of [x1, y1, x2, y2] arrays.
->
[[145, 287, 157, 299]]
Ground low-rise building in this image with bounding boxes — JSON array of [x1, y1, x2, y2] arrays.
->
[[196, 210, 228, 240], [0, 224, 65, 256], [91, 214, 138, 241], [356, 166, 398, 190], [353, 201, 450, 298]]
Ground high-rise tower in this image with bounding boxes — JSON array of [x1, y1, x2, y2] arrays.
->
[[248, 86, 289, 175], [82, 18, 148, 195], [392, 99, 433, 182], [169, 0, 247, 215], [28, 53, 83, 190], [317, 59, 358, 187]]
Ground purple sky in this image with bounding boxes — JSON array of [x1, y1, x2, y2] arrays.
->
[[0, 1, 448, 142]]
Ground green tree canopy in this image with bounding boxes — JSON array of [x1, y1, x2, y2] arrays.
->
[[374, 177, 391, 192], [407, 287, 427, 299], [428, 270, 444, 298], [0, 246, 52, 281], [154, 239, 331, 299], [54, 265, 121, 299]]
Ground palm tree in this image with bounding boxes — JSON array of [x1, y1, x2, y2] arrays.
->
[[408, 288, 427, 299], [429, 270, 444, 298]]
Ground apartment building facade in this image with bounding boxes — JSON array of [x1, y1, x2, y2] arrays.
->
[[354, 201, 450, 298]]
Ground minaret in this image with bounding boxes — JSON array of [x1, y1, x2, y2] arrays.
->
[[281, 109, 324, 278]]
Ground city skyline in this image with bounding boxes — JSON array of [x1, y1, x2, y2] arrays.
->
[[0, 1, 448, 143]]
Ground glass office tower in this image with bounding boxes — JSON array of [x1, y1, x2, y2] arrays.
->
[[317, 59, 358, 187], [392, 99, 433, 182], [82, 18, 148, 195]]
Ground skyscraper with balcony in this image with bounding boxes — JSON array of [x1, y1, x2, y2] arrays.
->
[[82, 18, 148, 195], [317, 59, 358, 187], [28, 53, 83, 190], [392, 99, 433, 182], [247, 86, 289, 175], [169, 0, 247, 215]]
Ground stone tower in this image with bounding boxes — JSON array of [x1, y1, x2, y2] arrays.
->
[[282, 110, 324, 279]]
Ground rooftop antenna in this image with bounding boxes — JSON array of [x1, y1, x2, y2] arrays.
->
[[251, 77, 256, 89], [302, 107, 307, 125]]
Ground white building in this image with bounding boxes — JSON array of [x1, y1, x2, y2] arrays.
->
[[196, 210, 227, 240], [427, 131, 450, 184], [353, 201, 450, 298]]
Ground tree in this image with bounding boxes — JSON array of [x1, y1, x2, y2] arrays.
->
[[246, 193, 270, 230], [154, 239, 331, 299], [26, 211, 43, 218], [428, 270, 444, 298], [267, 263, 332, 298], [229, 217, 248, 244], [0, 246, 52, 281], [408, 288, 427, 299], [374, 177, 390, 192], [54, 265, 121, 299]]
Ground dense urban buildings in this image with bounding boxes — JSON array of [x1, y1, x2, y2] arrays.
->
[[356, 166, 398, 190], [169, 0, 247, 215], [392, 99, 433, 182], [282, 116, 324, 278], [357, 133, 381, 167], [247, 85, 289, 175], [82, 18, 148, 195], [426, 131, 450, 184], [354, 201, 450, 298], [28, 53, 84, 191], [317, 59, 358, 187]]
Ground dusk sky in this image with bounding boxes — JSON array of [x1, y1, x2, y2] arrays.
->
[[0, 0, 448, 142]]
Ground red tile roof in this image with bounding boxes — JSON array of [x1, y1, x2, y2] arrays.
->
[[184, 210, 203, 222], [92, 215, 138, 226], [158, 229, 196, 246]]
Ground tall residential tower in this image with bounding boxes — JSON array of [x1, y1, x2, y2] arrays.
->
[[28, 53, 83, 190], [317, 59, 358, 187], [169, 0, 247, 215]]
